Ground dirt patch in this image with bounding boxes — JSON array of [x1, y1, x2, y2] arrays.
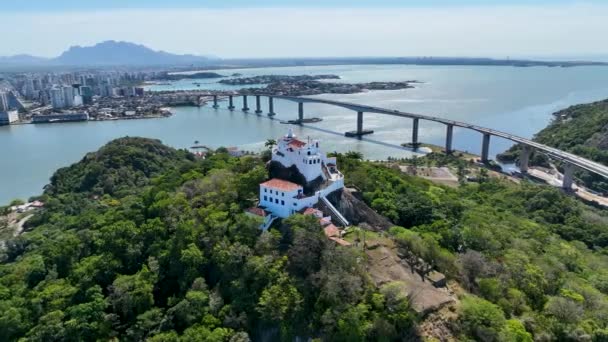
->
[[366, 245, 456, 316], [399, 166, 460, 188]]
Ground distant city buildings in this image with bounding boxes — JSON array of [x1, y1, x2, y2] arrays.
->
[[62, 86, 75, 108], [0, 68, 201, 124], [80, 86, 93, 105], [0, 90, 20, 125], [0, 91, 9, 112], [0, 110, 18, 125], [50, 88, 65, 109]]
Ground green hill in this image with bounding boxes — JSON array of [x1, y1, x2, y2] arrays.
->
[[0, 138, 607, 341]]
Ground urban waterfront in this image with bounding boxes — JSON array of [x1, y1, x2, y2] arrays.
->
[[2, 64, 608, 204]]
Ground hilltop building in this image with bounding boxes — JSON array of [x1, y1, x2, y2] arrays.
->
[[249, 129, 349, 231]]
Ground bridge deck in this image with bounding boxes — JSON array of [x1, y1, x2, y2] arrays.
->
[[263, 95, 608, 179]]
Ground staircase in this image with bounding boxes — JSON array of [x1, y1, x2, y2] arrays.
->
[[261, 215, 278, 231], [320, 196, 350, 227], [321, 163, 332, 180]]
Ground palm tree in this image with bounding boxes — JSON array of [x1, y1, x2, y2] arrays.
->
[[345, 151, 364, 160], [265, 139, 277, 149]]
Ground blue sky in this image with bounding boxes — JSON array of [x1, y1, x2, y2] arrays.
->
[[2, 1, 607, 59], [5, 0, 605, 11]]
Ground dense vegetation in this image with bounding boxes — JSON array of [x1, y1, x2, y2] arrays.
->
[[0, 138, 414, 341], [499, 99, 608, 193], [1, 137, 607, 341], [337, 155, 608, 340]]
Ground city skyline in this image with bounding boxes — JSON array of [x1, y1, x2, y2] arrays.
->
[[2, 1, 608, 60]]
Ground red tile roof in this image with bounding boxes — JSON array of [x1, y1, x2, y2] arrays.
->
[[288, 139, 307, 148], [303, 207, 323, 217], [324, 224, 340, 238], [246, 207, 267, 217], [260, 178, 302, 191]]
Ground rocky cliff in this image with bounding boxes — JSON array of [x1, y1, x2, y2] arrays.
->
[[327, 188, 393, 231], [267, 160, 323, 195]]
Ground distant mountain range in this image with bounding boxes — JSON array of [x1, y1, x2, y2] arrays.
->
[[1, 41, 607, 69], [0, 41, 216, 67]]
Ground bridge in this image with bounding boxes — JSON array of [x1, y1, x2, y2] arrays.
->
[[208, 93, 608, 190]]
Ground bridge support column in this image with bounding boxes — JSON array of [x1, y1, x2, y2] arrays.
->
[[345, 111, 374, 137], [562, 163, 575, 190], [412, 118, 420, 148], [268, 96, 276, 116], [212, 95, 219, 109], [255, 95, 263, 114], [242, 95, 249, 111], [481, 133, 491, 163], [228, 95, 235, 110], [445, 124, 454, 154], [519, 145, 531, 173], [298, 102, 304, 122]]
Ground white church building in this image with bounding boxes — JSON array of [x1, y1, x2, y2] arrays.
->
[[250, 129, 347, 229]]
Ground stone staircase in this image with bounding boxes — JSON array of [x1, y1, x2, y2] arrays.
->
[[320, 196, 350, 227]]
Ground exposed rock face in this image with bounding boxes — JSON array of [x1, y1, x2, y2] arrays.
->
[[267, 160, 323, 195], [327, 188, 392, 230]]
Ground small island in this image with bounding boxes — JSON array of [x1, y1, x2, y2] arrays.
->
[[154, 71, 225, 81], [221, 74, 418, 96], [220, 74, 341, 85]]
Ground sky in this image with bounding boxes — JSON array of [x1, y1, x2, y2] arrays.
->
[[2, 0, 608, 59]]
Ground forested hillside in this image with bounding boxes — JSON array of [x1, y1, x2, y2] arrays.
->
[[1, 138, 607, 341], [499, 99, 608, 193]]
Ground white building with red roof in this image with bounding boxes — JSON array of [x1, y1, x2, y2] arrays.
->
[[259, 179, 319, 218], [273, 128, 342, 184], [254, 129, 347, 229]]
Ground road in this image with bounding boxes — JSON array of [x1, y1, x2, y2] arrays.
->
[[527, 168, 608, 207]]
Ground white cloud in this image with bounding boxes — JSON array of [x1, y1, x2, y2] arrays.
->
[[2, 4, 608, 58]]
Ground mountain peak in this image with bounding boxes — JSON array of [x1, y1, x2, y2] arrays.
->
[[53, 41, 213, 66]]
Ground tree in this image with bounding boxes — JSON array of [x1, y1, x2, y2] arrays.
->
[[410, 155, 420, 175], [9, 199, 25, 207], [544, 296, 583, 325], [379, 282, 413, 331], [264, 139, 277, 149], [457, 161, 467, 185], [108, 265, 157, 323], [460, 296, 506, 341], [499, 319, 533, 342], [333, 304, 372, 342], [345, 151, 364, 160], [256, 275, 302, 323]]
